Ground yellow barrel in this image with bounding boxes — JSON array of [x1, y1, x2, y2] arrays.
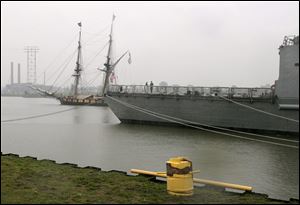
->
[[166, 157, 193, 196]]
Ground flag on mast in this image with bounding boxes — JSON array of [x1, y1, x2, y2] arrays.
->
[[128, 52, 132, 64], [78, 22, 82, 27], [110, 71, 117, 84]]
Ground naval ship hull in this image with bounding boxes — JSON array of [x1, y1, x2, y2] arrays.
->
[[105, 35, 299, 134], [105, 93, 299, 133]]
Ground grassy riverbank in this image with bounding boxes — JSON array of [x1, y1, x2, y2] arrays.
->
[[1, 154, 298, 204]]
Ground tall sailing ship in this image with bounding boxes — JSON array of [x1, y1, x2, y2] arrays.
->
[[32, 15, 130, 106], [57, 20, 106, 106]]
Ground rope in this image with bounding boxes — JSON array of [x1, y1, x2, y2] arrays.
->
[[78, 41, 109, 91], [114, 97, 298, 143], [106, 96, 298, 143], [1, 107, 78, 123], [47, 49, 77, 92], [52, 76, 73, 94], [107, 96, 299, 149], [84, 42, 109, 69], [85, 72, 102, 88], [219, 96, 299, 123], [36, 33, 79, 82], [83, 36, 109, 46], [46, 48, 77, 84], [136, 105, 299, 143], [82, 25, 110, 46], [41, 27, 107, 85]]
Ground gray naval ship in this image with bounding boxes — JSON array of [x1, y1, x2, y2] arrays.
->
[[104, 35, 299, 134]]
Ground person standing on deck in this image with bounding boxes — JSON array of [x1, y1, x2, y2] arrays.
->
[[145, 82, 148, 93], [150, 81, 154, 93]]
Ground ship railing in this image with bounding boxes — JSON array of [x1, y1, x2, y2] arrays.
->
[[108, 85, 273, 99]]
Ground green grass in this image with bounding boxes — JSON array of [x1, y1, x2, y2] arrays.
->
[[1, 154, 298, 204]]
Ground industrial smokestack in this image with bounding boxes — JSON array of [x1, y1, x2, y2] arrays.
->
[[10, 62, 14, 84], [18, 63, 21, 84]]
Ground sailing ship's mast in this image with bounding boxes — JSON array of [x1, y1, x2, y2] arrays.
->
[[101, 15, 130, 95], [72, 22, 83, 96], [102, 15, 115, 95]]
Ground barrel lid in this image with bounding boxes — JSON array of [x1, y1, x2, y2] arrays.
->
[[166, 157, 191, 169]]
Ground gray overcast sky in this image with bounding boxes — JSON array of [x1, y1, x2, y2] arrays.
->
[[1, 1, 299, 88]]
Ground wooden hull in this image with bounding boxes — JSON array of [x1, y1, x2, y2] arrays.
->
[[58, 97, 107, 106]]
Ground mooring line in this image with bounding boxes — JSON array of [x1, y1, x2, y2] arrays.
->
[[107, 96, 298, 149], [116, 98, 298, 143], [108, 96, 298, 143], [107, 96, 298, 142], [1, 107, 78, 123], [219, 95, 299, 123]]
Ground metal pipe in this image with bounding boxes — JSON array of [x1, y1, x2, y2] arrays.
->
[[279, 104, 299, 110], [18, 63, 21, 84], [11, 62, 14, 84], [131, 169, 166, 178], [130, 169, 252, 192], [193, 178, 252, 192]]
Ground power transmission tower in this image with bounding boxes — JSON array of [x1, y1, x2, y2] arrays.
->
[[24, 46, 39, 84]]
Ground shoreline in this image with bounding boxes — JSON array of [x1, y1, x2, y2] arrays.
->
[[1, 153, 298, 204]]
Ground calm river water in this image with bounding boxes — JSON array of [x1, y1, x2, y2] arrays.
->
[[1, 97, 299, 200]]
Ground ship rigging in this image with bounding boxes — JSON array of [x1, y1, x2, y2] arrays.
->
[[31, 14, 131, 106]]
